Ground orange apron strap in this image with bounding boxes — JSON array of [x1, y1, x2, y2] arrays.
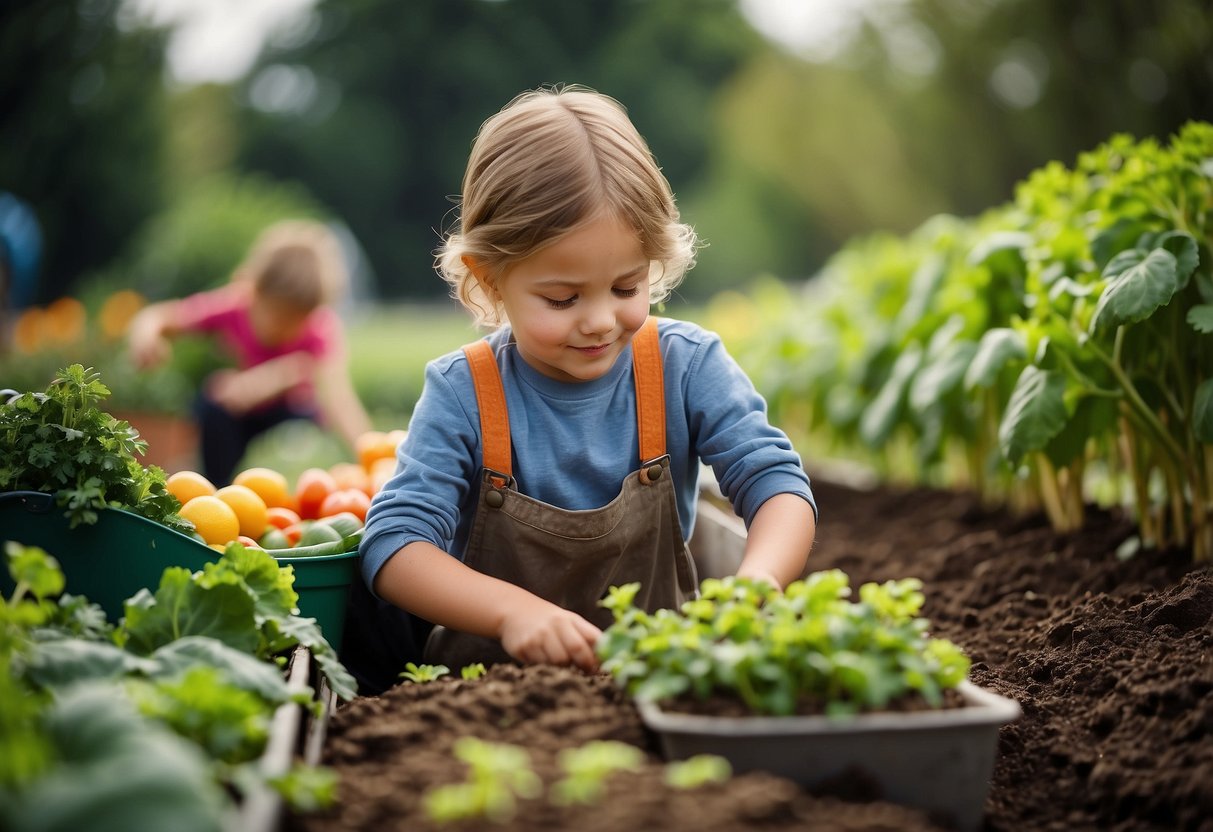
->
[[631, 316, 666, 463], [462, 340, 512, 485]]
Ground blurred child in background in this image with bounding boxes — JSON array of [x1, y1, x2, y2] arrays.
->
[[129, 219, 372, 485]]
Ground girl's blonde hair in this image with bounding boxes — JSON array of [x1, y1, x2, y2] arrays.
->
[[236, 219, 347, 312], [436, 85, 699, 327]]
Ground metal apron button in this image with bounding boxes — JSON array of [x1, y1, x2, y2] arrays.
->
[[646, 464, 663, 482], [485, 489, 504, 508]]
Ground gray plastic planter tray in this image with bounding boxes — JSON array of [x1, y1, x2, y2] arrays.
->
[[637, 681, 1020, 831]]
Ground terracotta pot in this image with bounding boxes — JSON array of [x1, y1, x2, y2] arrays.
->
[[111, 410, 198, 474]]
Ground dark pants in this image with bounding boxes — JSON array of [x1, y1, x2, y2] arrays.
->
[[339, 577, 435, 696], [193, 392, 315, 486]]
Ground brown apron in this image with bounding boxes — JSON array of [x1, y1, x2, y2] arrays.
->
[[424, 317, 699, 668]]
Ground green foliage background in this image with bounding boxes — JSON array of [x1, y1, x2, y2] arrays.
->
[[3, 0, 1210, 305]]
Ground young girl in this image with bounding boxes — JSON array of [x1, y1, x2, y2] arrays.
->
[[128, 219, 371, 485], [351, 85, 816, 693]]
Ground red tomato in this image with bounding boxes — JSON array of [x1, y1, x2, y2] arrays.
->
[[319, 488, 372, 522], [295, 467, 337, 520], [265, 506, 302, 530], [281, 522, 305, 546]]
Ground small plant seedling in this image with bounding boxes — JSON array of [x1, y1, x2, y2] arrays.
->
[[399, 662, 450, 683], [424, 737, 541, 823], [550, 740, 645, 805], [461, 662, 487, 680], [664, 754, 732, 789]]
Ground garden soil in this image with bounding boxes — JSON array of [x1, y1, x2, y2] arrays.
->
[[289, 479, 1212, 832]]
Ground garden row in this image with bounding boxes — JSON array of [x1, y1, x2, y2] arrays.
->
[[720, 122, 1213, 560]]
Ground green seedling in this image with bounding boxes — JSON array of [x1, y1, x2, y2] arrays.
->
[[399, 662, 450, 683], [424, 737, 541, 823], [461, 662, 487, 680], [550, 740, 645, 805], [664, 754, 732, 789]]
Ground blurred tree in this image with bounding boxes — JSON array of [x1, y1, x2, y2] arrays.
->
[[714, 0, 1213, 275], [0, 0, 170, 302], [233, 0, 765, 299]]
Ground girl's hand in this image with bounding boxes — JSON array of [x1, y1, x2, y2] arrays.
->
[[130, 332, 171, 369], [208, 369, 263, 414], [498, 598, 602, 673]]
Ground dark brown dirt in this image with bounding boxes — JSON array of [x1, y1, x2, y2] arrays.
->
[[289, 479, 1213, 832]]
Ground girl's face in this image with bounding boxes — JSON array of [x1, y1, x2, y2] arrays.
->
[[491, 213, 651, 383]]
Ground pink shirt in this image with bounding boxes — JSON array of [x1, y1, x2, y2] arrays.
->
[[174, 284, 342, 410]]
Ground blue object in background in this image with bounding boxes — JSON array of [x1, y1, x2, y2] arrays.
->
[[0, 192, 43, 309]]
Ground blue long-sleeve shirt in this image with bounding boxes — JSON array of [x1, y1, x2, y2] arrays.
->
[[360, 318, 816, 589]]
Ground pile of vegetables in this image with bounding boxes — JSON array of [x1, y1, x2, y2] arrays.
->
[[724, 121, 1213, 560], [597, 573, 970, 717], [0, 540, 356, 831]]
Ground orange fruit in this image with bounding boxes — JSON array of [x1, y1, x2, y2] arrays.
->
[[319, 488, 372, 522], [233, 467, 292, 509], [330, 462, 372, 497], [369, 456, 396, 494], [180, 495, 240, 546], [296, 467, 337, 520], [98, 289, 145, 340], [355, 430, 398, 472], [43, 297, 86, 345], [166, 470, 217, 506], [266, 506, 302, 530], [215, 484, 269, 539]]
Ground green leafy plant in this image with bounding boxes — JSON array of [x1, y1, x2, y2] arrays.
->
[[0, 365, 190, 532], [0, 541, 352, 828], [725, 121, 1213, 561], [598, 574, 970, 717], [399, 662, 450, 683], [423, 737, 541, 824]]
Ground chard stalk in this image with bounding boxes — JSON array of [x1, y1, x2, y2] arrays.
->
[[1034, 453, 1071, 532]]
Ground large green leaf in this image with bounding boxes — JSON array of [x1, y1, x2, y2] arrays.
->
[[122, 568, 259, 656], [199, 544, 299, 622], [1187, 304, 1213, 334], [1089, 246, 1184, 333], [0, 684, 226, 832], [150, 637, 291, 701], [859, 345, 923, 447], [909, 340, 977, 413], [966, 230, 1032, 276], [1148, 230, 1199, 289], [999, 366, 1069, 464], [23, 639, 157, 689], [1193, 379, 1213, 444], [964, 328, 1027, 391]]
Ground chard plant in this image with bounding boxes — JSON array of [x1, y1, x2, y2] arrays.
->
[[725, 121, 1213, 561], [597, 574, 970, 717]]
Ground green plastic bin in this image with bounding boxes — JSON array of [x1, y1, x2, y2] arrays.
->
[[272, 548, 358, 649], [0, 490, 217, 618]]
